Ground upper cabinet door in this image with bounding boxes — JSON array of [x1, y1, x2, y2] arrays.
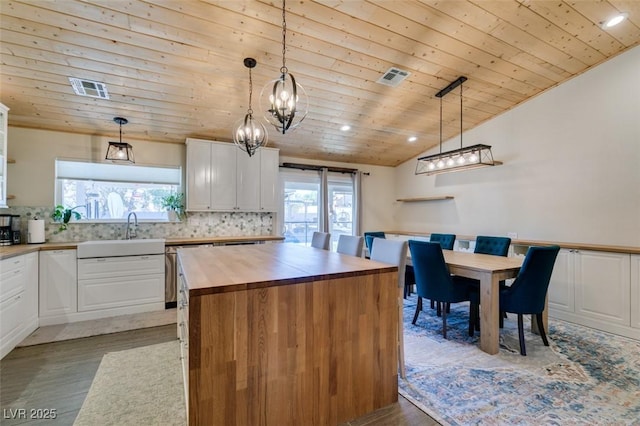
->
[[259, 148, 280, 212], [186, 140, 213, 211], [236, 151, 260, 211], [209, 143, 237, 211]]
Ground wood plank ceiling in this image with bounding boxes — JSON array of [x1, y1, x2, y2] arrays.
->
[[1, 0, 639, 166]]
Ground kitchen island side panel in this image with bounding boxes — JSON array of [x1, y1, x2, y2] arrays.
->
[[188, 270, 398, 425]]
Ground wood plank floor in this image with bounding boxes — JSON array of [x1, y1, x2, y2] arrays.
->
[[0, 325, 439, 425]]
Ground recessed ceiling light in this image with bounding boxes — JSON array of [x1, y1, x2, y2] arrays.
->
[[340, 125, 351, 131], [408, 136, 417, 143], [602, 13, 628, 29]]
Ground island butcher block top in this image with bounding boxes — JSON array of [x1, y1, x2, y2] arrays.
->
[[177, 242, 397, 295]]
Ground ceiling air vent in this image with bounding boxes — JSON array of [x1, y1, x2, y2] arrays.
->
[[68, 77, 110, 99], [376, 67, 411, 87]]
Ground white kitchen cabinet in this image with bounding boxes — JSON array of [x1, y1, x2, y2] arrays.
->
[[77, 254, 164, 312], [259, 148, 280, 212], [186, 138, 279, 212], [1, 252, 38, 359], [236, 148, 261, 211], [630, 255, 640, 329], [548, 249, 575, 313], [574, 250, 630, 326], [39, 249, 78, 323], [23, 252, 39, 327], [0, 102, 8, 208], [545, 248, 636, 340]]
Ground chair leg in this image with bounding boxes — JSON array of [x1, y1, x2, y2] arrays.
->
[[499, 311, 504, 328], [536, 313, 550, 347], [430, 299, 435, 309], [436, 301, 442, 317], [517, 314, 526, 356], [442, 306, 448, 339], [446, 302, 451, 314], [412, 296, 422, 325]]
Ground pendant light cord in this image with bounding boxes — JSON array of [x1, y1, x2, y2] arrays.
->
[[281, 0, 288, 74], [460, 82, 463, 149], [248, 65, 253, 116], [439, 96, 443, 154]]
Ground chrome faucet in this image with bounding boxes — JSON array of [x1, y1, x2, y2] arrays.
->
[[126, 212, 138, 239]]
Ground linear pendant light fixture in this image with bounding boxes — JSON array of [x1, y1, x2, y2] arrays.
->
[[105, 117, 134, 164], [260, 0, 308, 134], [415, 77, 501, 176], [233, 57, 268, 157]]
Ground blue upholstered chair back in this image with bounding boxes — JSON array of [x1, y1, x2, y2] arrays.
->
[[409, 241, 469, 304], [500, 245, 560, 315], [364, 232, 386, 252], [474, 236, 511, 257], [428, 233, 456, 250]]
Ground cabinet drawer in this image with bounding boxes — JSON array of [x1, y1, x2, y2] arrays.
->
[[78, 274, 164, 312], [0, 256, 25, 302], [78, 255, 164, 279]]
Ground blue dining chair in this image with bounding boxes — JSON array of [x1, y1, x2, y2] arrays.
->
[[474, 236, 511, 257], [426, 233, 456, 311], [409, 240, 472, 339], [428, 233, 456, 250], [470, 245, 560, 355], [363, 232, 385, 257]]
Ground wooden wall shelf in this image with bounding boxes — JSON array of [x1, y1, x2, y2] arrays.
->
[[7, 158, 15, 164], [7, 195, 15, 200], [396, 196, 454, 202]]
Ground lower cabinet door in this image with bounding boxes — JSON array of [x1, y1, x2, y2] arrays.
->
[[574, 250, 631, 326], [0, 292, 24, 358], [78, 274, 164, 312]]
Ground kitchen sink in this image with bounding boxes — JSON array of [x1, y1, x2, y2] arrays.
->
[[76, 238, 165, 258]]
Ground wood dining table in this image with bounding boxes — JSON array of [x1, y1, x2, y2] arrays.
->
[[407, 250, 526, 355]]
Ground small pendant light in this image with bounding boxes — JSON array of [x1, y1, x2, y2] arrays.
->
[[233, 57, 268, 157], [105, 117, 134, 163]]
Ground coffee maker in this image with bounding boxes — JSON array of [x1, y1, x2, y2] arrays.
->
[[11, 215, 21, 244], [0, 214, 11, 246]]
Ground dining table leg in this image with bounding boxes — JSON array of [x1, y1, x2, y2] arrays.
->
[[479, 272, 500, 355]]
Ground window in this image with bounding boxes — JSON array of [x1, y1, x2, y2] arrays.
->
[[55, 159, 181, 221], [281, 167, 359, 250], [282, 170, 320, 246]]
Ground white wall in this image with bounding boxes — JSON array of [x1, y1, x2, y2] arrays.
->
[[6, 127, 184, 206], [394, 46, 640, 247]]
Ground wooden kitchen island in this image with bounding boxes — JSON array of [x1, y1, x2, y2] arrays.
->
[[177, 243, 399, 426]]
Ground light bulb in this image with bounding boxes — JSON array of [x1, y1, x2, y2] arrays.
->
[[446, 157, 455, 167], [457, 155, 466, 165], [437, 159, 445, 169], [116, 149, 125, 159], [428, 161, 435, 170], [469, 152, 478, 162]]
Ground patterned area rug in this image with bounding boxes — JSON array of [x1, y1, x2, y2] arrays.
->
[[74, 341, 185, 426], [399, 295, 640, 425]]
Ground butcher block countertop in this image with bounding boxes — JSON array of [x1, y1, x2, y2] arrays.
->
[[177, 243, 397, 296], [0, 235, 284, 260]]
